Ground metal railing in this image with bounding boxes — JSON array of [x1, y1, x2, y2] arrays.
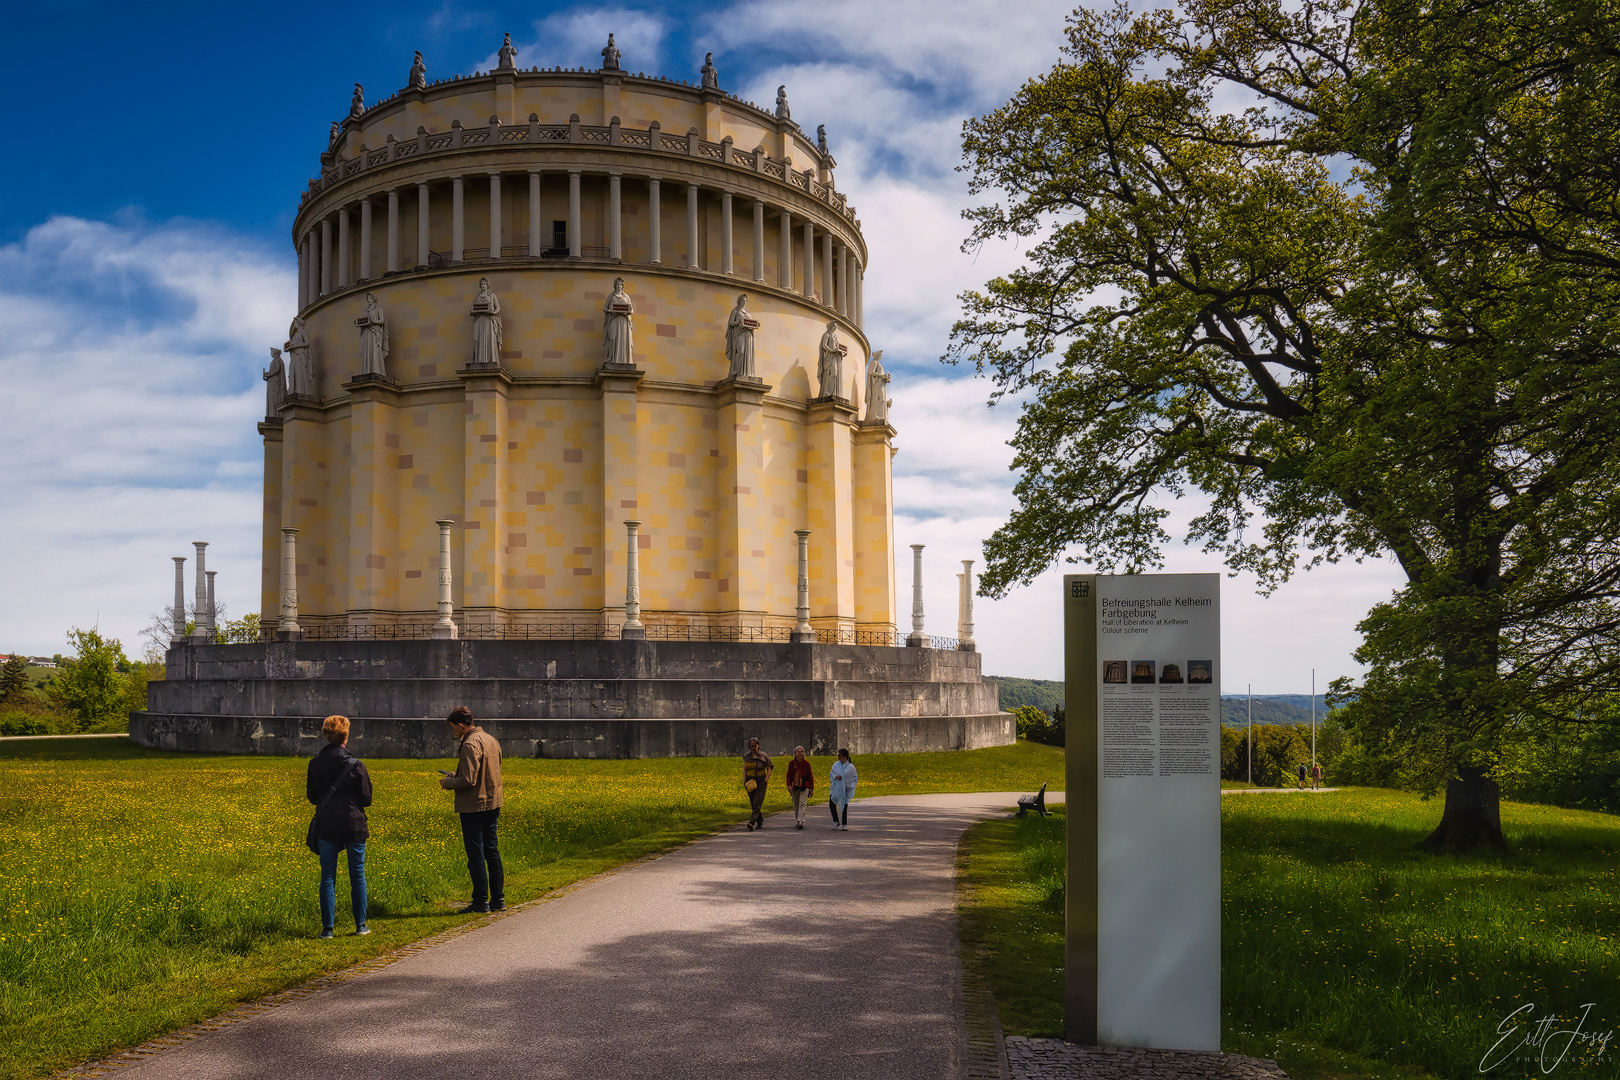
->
[[248, 622, 959, 649]]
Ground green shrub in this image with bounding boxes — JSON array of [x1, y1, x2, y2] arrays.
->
[[1013, 704, 1065, 747]]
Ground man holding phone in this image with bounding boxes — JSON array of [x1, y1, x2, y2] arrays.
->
[[439, 706, 505, 913]]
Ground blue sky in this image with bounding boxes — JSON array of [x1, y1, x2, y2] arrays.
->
[[0, 0, 1403, 685]]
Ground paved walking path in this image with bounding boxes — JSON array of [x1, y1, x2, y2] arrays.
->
[[102, 792, 1055, 1080]]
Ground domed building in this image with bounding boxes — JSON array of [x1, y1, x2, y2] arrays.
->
[[135, 39, 1009, 759], [261, 42, 891, 636]]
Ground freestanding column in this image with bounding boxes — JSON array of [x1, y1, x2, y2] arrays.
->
[[191, 542, 209, 643], [567, 171, 582, 258], [648, 177, 661, 263], [907, 544, 926, 647], [416, 182, 430, 267], [822, 232, 834, 306], [320, 219, 332, 295], [685, 183, 701, 269], [452, 176, 465, 261], [171, 557, 187, 644], [959, 560, 976, 650], [779, 210, 793, 290], [356, 199, 371, 279], [720, 191, 733, 274], [623, 520, 645, 638], [433, 520, 458, 639], [528, 171, 542, 256], [752, 200, 765, 282], [338, 208, 352, 287], [205, 571, 217, 637], [803, 221, 816, 299], [488, 172, 502, 259], [857, 263, 864, 328], [278, 528, 302, 639], [300, 233, 313, 308], [839, 245, 851, 315], [608, 173, 622, 260], [793, 530, 814, 643], [385, 189, 399, 273]]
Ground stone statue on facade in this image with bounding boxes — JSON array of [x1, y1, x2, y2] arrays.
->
[[356, 293, 390, 377], [264, 348, 287, 417], [700, 52, 719, 89], [817, 124, 829, 156], [285, 318, 314, 396], [817, 321, 845, 399], [328, 121, 342, 152], [603, 277, 634, 366], [497, 33, 517, 70], [725, 294, 759, 380], [350, 83, 365, 118], [775, 85, 791, 121], [601, 33, 621, 71], [409, 51, 427, 89], [470, 278, 503, 366], [864, 350, 891, 423]]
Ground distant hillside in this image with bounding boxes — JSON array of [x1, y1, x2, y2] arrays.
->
[[984, 676, 1066, 714]]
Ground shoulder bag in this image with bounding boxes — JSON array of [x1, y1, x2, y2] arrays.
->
[[305, 758, 359, 854]]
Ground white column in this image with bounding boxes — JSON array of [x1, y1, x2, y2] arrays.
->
[[752, 200, 765, 283], [648, 177, 661, 263], [206, 571, 217, 636], [609, 173, 622, 260], [320, 218, 332, 295], [359, 198, 373, 279], [488, 172, 502, 259], [279, 529, 302, 637], [451, 176, 465, 261], [779, 210, 793, 290], [822, 232, 834, 308], [191, 541, 209, 643], [433, 520, 458, 639], [803, 220, 816, 299], [171, 557, 187, 644], [907, 543, 926, 646], [623, 520, 645, 637], [528, 171, 542, 256], [959, 559, 976, 649], [416, 182, 430, 268], [793, 530, 813, 642], [386, 189, 399, 273], [685, 183, 700, 269], [568, 171, 582, 258], [338, 208, 352, 288], [839, 245, 851, 315], [720, 191, 733, 275], [857, 263, 864, 328]]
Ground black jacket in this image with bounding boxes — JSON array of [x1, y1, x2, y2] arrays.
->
[[306, 743, 374, 844]]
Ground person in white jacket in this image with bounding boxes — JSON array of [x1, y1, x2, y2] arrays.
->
[[829, 748, 857, 831]]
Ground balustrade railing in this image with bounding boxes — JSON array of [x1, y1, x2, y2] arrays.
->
[[248, 622, 953, 648]]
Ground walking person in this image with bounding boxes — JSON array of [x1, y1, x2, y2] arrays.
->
[[439, 706, 505, 913], [829, 747, 857, 831], [306, 714, 372, 939], [1297, 762, 1308, 789], [786, 746, 814, 830], [1311, 762, 1324, 789], [743, 737, 773, 831]]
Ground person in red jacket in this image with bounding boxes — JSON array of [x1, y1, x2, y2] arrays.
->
[[785, 746, 814, 830]]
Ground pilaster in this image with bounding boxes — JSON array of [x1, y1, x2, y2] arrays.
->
[[596, 363, 644, 626], [458, 364, 512, 625], [342, 375, 402, 624], [853, 420, 898, 633], [258, 420, 284, 629], [277, 395, 324, 614], [716, 377, 772, 627], [806, 396, 858, 632]]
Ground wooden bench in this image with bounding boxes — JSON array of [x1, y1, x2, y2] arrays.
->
[[1016, 781, 1050, 817]]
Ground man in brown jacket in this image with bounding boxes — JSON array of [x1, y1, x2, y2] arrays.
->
[[439, 706, 505, 913]]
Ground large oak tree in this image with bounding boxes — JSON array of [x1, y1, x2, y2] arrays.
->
[[950, 0, 1620, 848]]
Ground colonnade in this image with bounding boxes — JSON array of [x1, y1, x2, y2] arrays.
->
[[297, 171, 866, 327]]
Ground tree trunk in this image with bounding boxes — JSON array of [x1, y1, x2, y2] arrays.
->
[[1418, 765, 1509, 853]]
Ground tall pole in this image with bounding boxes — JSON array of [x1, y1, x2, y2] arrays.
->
[[432, 520, 458, 639], [623, 520, 645, 639], [792, 530, 813, 643], [190, 542, 209, 643], [1311, 668, 1317, 768], [279, 528, 302, 639], [1247, 682, 1252, 786], [907, 544, 926, 647], [171, 557, 187, 644]]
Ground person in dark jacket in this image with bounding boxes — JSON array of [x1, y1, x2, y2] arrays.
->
[[306, 714, 374, 938]]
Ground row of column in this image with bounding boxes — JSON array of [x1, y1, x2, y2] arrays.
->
[[298, 172, 866, 325], [170, 542, 218, 645]]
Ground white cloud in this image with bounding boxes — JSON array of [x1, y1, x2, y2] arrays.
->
[[493, 8, 668, 74], [0, 217, 289, 656]]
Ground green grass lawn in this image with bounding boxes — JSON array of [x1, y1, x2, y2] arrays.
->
[[960, 787, 1620, 1080], [0, 736, 1062, 1079]]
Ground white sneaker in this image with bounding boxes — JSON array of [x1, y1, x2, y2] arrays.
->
[[841, 824, 848, 831]]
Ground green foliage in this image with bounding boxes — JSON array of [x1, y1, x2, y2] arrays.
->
[[216, 613, 261, 644], [985, 676, 1066, 714], [1221, 723, 1312, 787], [1219, 697, 1315, 727], [45, 629, 141, 733], [1012, 704, 1065, 747], [950, 0, 1620, 794], [0, 657, 27, 705]]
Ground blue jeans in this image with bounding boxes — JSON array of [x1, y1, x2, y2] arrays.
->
[[317, 838, 367, 931], [459, 808, 504, 907]]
